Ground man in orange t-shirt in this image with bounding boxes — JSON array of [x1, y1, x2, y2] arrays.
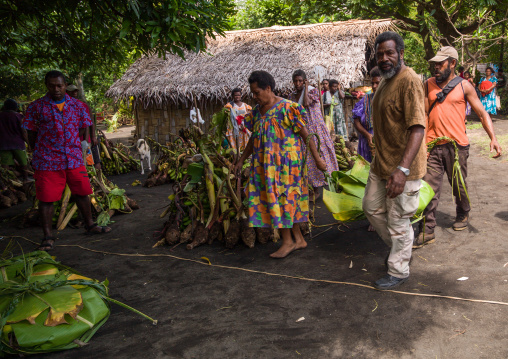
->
[[414, 47, 502, 248]]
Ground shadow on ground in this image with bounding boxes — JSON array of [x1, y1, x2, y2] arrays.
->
[[2, 140, 508, 358]]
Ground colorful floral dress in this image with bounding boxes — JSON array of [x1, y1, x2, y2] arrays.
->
[[244, 99, 309, 228], [479, 76, 498, 115], [224, 102, 252, 151], [289, 88, 339, 188], [352, 93, 374, 162]]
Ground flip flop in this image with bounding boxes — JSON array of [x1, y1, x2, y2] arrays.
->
[[37, 236, 56, 251], [85, 223, 112, 235]]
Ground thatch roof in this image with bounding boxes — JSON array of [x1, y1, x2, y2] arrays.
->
[[106, 19, 395, 107]]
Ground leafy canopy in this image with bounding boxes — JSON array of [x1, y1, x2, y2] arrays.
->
[[1, 0, 236, 69]]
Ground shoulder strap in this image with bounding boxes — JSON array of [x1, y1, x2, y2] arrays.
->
[[428, 76, 464, 116]]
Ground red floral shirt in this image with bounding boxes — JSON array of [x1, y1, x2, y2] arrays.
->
[[23, 94, 92, 171]]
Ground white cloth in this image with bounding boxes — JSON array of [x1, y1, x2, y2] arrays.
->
[[298, 85, 315, 105], [190, 107, 204, 124]]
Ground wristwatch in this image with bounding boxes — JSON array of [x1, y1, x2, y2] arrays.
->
[[397, 166, 410, 176]]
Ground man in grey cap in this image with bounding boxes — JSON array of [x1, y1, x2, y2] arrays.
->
[[414, 46, 502, 248]]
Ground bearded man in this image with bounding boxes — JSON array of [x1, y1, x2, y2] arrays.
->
[[363, 31, 427, 290], [414, 47, 502, 248]]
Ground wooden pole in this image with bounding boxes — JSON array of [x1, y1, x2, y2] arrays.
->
[[318, 76, 325, 118]]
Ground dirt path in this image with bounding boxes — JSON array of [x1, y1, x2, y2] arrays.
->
[[1, 118, 508, 358]]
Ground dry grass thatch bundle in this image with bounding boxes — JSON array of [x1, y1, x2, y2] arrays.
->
[[106, 19, 395, 107]]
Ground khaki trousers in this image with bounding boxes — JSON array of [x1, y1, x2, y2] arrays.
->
[[363, 171, 421, 278]]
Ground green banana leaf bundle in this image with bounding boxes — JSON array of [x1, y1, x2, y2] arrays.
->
[[324, 156, 434, 223], [1, 251, 121, 355]]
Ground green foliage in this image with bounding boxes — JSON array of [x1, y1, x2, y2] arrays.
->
[[232, 0, 350, 30], [1, 0, 236, 102], [1, 0, 236, 69], [107, 188, 127, 210]]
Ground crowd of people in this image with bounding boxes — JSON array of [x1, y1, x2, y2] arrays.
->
[[225, 31, 502, 290], [1, 30, 505, 290]]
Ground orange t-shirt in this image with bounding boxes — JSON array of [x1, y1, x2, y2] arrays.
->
[[56, 102, 65, 112], [426, 77, 468, 146]]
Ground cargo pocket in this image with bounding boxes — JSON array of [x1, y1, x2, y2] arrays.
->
[[395, 189, 420, 218]]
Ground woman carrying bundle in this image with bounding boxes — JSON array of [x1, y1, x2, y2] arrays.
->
[[224, 88, 252, 151], [479, 67, 498, 115], [235, 71, 326, 258], [289, 69, 339, 200]]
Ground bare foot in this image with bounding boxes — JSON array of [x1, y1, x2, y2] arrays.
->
[[292, 224, 307, 250], [270, 242, 297, 258], [368, 224, 375, 232], [295, 239, 307, 250]]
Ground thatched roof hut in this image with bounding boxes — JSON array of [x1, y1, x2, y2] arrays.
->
[[106, 19, 395, 142]]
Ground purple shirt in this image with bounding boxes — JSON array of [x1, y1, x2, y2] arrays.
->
[[23, 94, 92, 171], [352, 94, 374, 162], [0, 111, 25, 150]]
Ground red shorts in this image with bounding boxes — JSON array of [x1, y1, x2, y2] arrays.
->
[[34, 166, 93, 202]]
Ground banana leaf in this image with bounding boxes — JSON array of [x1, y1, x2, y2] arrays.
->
[[0, 251, 155, 355], [412, 180, 435, 222], [323, 189, 365, 222], [349, 155, 370, 184]]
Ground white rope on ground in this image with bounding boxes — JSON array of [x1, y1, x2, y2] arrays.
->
[[5, 235, 508, 307]]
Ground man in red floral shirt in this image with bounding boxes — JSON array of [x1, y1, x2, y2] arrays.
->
[[24, 71, 111, 250]]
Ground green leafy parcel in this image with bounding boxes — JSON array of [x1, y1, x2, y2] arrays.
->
[[0, 251, 156, 355]]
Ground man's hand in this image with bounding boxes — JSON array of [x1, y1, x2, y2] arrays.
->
[[490, 139, 502, 158], [316, 158, 327, 172], [366, 134, 374, 149], [386, 169, 406, 198]]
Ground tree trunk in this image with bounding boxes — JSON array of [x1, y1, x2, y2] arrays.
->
[[75, 72, 85, 102], [501, 22, 505, 69]]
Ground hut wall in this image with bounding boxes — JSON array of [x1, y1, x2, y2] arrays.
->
[[134, 101, 224, 142]]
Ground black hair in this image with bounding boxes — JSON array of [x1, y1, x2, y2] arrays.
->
[[231, 87, 242, 97], [464, 70, 471, 76], [486, 66, 495, 73], [292, 69, 307, 81], [44, 70, 66, 84], [248, 71, 276, 91], [499, 68, 504, 72], [322, 79, 329, 83], [3, 98, 18, 111], [370, 66, 381, 78], [458, 66, 464, 71], [374, 31, 405, 54], [328, 79, 339, 87]]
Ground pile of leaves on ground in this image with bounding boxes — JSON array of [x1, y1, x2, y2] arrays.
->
[[0, 249, 155, 355], [22, 167, 139, 230], [323, 156, 434, 223], [151, 109, 306, 250], [0, 168, 28, 209], [98, 131, 140, 175]]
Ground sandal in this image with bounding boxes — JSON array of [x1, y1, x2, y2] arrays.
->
[[85, 223, 112, 235], [38, 236, 56, 251]]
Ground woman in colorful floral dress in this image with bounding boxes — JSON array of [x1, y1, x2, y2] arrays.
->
[[235, 71, 327, 258], [479, 67, 498, 115], [289, 69, 339, 200], [224, 88, 252, 151]]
